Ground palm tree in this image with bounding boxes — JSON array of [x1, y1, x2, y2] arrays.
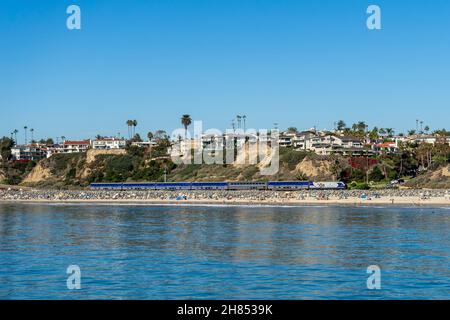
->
[[242, 115, 247, 131], [181, 115, 192, 140], [30, 128, 34, 143], [337, 120, 346, 131], [24, 126, 28, 145], [357, 121, 366, 132], [147, 131, 154, 157], [126, 120, 133, 139], [385, 128, 394, 138], [424, 126, 430, 134], [61, 136, 66, 143], [13, 129, 18, 144], [132, 120, 138, 137], [369, 127, 379, 141]]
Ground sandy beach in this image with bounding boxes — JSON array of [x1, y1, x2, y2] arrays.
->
[[1, 189, 449, 207]]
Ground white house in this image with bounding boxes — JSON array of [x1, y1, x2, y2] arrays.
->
[[373, 141, 399, 154], [278, 132, 297, 147], [63, 140, 91, 153], [92, 138, 126, 150], [11, 144, 47, 161], [131, 141, 157, 148]]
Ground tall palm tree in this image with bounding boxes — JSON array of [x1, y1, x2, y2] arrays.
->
[[13, 129, 18, 144], [242, 115, 247, 131], [236, 115, 242, 129], [30, 128, 34, 143], [126, 120, 133, 139], [181, 115, 192, 140], [24, 126, 28, 145], [61, 136, 66, 143], [132, 120, 138, 137]]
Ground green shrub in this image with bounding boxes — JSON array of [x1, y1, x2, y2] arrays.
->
[[348, 181, 370, 190]]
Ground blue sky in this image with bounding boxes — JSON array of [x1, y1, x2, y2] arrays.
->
[[1, 0, 449, 142]]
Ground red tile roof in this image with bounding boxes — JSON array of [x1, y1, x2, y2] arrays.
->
[[94, 138, 125, 142], [64, 140, 90, 146], [377, 142, 396, 148]]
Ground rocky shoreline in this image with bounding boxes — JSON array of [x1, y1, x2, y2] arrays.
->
[[1, 188, 450, 206]]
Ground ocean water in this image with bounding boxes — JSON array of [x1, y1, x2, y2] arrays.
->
[[0, 203, 449, 300]]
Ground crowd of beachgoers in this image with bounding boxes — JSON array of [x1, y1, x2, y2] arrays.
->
[[1, 188, 449, 205]]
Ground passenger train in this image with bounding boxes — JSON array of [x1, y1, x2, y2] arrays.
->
[[90, 181, 346, 191]]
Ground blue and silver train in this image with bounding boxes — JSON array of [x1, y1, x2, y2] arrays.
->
[[90, 181, 346, 191]]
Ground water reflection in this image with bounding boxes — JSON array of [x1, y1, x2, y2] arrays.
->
[[0, 204, 449, 299]]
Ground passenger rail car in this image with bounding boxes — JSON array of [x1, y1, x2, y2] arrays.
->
[[90, 181, 346, 191]]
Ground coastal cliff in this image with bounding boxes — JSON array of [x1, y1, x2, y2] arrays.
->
[[0, 146, 448, 189]]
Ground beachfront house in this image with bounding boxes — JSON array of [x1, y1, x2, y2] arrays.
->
[[373, 141, 399, 154], [92, 138, 126, 150], [11, 144, 47, 161], [62, 140, 91, 153], [131, 141, 158, 148], [299, 134, 365, 156], [278, 132, 296, 148]]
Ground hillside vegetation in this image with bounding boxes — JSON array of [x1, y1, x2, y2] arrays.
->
[[406, 165, 450, 189], [0, 143, 449, 189], [16, 146, 174, 189]]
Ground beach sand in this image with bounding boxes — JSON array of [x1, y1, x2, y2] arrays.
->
[[1, 188, 449, 207]]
